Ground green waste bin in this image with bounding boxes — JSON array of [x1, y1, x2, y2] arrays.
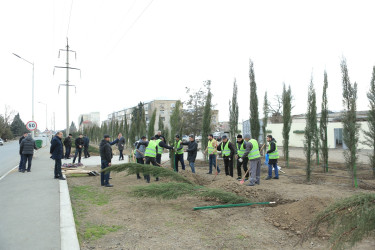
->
[[35, 140, 43, 148]]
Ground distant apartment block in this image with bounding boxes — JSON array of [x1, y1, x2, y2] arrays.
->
[[78, 112, 100, 130]]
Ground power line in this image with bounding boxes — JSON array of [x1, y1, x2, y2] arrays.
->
[[105, 0, 154, 58], [66, 0, 74, 37]]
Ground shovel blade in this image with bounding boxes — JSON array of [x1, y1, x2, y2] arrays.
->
[[240, 180, 244, 184]]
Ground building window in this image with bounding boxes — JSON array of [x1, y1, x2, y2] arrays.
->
[[160, 117, 165, 121], [160, 110, 165, 115]]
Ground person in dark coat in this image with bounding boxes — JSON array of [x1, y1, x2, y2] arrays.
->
[[18, 132, 28, 172], [100, 134, 114, 187], [73, 134, 84, 164], [83, 135, 90, 158], [50, 131, 65, 180], [117, 133, 125, 161], [19, 134, 38, 172], [63, 134, 72, 159], [217, 135, 236, 177], [181, 135, 198, 173]]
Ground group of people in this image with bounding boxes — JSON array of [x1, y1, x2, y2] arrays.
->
[[62, 133, 91, 163]]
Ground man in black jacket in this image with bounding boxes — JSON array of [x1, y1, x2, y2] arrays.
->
[[181, 135, 198, 173], [217, 135, 236, 177], [18, 132, 28, 172], [63, 134, 72, 159], [73, 134, 84, 164], [117, 133, 125, 161], [100, 134, 113, 187], [50, 131, 65, 180], [19, 134, 38, 172], [83, 135, 90, 158]]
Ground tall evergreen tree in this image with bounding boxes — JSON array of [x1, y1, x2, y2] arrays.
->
[[282, 83, 293, 168], [304, 77, 317, 181], [182, 87, 206, 135], [341, 58, 360, 188], [158, 114, 165, 135], [229, 78, 239, 143], [10, 113, 27, 136], [138, 102, 147, 139], [124, 114, 129, 145], [363, 66, 375, 177], [249, 59, 260, 140], [202, 80, 213, 159], [147, 109, 157, 140], [320, 71, 329, 172], [70, 121, 77, 134], [262, 92, 269, 154], [169, 100, 182, 169]]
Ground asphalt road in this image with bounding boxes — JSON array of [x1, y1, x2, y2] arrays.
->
[[0, 140, 20, 178]]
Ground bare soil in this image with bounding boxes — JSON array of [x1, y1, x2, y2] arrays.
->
[[68, 156, 375, 250]]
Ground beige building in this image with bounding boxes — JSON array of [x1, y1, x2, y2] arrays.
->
[[78, 112, 100, 130]]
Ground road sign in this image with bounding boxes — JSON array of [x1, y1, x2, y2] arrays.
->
[[26, 121, 37, 131]]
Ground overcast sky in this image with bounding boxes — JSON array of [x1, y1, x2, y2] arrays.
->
[[1, 0, 375, 131]]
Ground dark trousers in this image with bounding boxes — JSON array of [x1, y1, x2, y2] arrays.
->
[[136, 158, 144, 179], [84, 146, 90, 158], [119, 150, 124, 160], [64, 146, 71, 159], [73, 148, 82, 163], [268, 160, 279, 178], [174, 154, 185, 172], [208, 154, 220, 173], [101, 160, 110, 185], [145, 156, 158, 182], [156, 154, 162, 164], [18, 154, 24, 171], [223, 157, 234, 177], [21, 154, 33, 171], [54, 159, 62, 177], [237, 157, 249, 178]]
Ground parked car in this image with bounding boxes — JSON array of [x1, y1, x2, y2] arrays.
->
[[182, 135, 189, 143], [0, 138, 3, 146], [195, 135, 202, 143]]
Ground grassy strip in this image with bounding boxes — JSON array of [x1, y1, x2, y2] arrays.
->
[[102, 163, 193, 184], [70, 185, 109, 206], [131, 182, 250, 204], [83, 224, 122, 240]]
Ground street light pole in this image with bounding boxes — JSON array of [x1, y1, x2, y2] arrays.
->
[[13, 53, 35, 138]]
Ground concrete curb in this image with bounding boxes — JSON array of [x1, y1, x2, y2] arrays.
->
[[60, 175, 80, 250]]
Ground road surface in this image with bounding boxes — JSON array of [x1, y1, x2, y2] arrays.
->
[[0, 140, 20, 178]]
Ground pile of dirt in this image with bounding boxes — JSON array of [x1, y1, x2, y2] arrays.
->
[[179, 171, 208, 186], [264, 196, 332, 235]]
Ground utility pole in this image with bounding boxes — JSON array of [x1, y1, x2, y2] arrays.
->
[[54, 38, 81, 135]]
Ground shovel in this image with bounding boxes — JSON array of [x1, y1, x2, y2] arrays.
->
[[240, 167, 250, 184]]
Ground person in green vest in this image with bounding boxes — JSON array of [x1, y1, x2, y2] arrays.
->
[[241, 134, 261, 186], [155, 136, 173, 165], [204, 134, 220, 174], [217, 135, 236, 177], [174, 135, 185, 172], [235, 134, 249, 180], [137, 136, 159, 183], [266, 135, 279, 180]]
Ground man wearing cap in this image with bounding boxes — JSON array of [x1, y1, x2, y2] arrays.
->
[[73, 133, 84, 164], [174, 135, 185, 172], [181, 135, 198, 173], [236, 134, 249, 180], [63, 134, 72, 159], [204, 134, 220, 174], [241, 134, 261, 186], [100, 135, 114, 187], [217, 135, 236, 177], [155, 136, 173, 165]]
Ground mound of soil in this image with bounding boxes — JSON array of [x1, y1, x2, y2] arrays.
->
[[264, 196, 332, 234]]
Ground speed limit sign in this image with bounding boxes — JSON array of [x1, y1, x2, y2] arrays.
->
[[26, 121, 37, 131]]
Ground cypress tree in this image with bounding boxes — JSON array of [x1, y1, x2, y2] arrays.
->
[[320, 71, 329, 172], [124, 114, 129, 145], [262, 92, 269, 154], [10, 113, 27, 136], [282, 83, 293, 168], [341, 58, 360, 188], [229, 78, 239, 143], [249, 59, 260, 140], [304, 77, 317, 181], [158, 114, 165, 135], [363, 66, 375, 177], [202, 80, 213, 160], [170, 100, 182, 169], [148, 109, 157, 140]]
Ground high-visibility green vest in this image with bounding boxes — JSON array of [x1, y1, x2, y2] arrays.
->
[[208, 140, 217, 155], [236, 141, 246, 157], [156, 139, 163, 154], [221, 141, 231, 157], [145, 140, 158, 158], [268, 142, 279, 159], [174, 140, 184, 155], [248, 139, 260, 160]]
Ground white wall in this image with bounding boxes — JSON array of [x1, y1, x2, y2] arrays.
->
[[266, 121, 370, 149]]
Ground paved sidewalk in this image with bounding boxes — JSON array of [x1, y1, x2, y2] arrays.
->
[[0, 147, 63, 250]]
